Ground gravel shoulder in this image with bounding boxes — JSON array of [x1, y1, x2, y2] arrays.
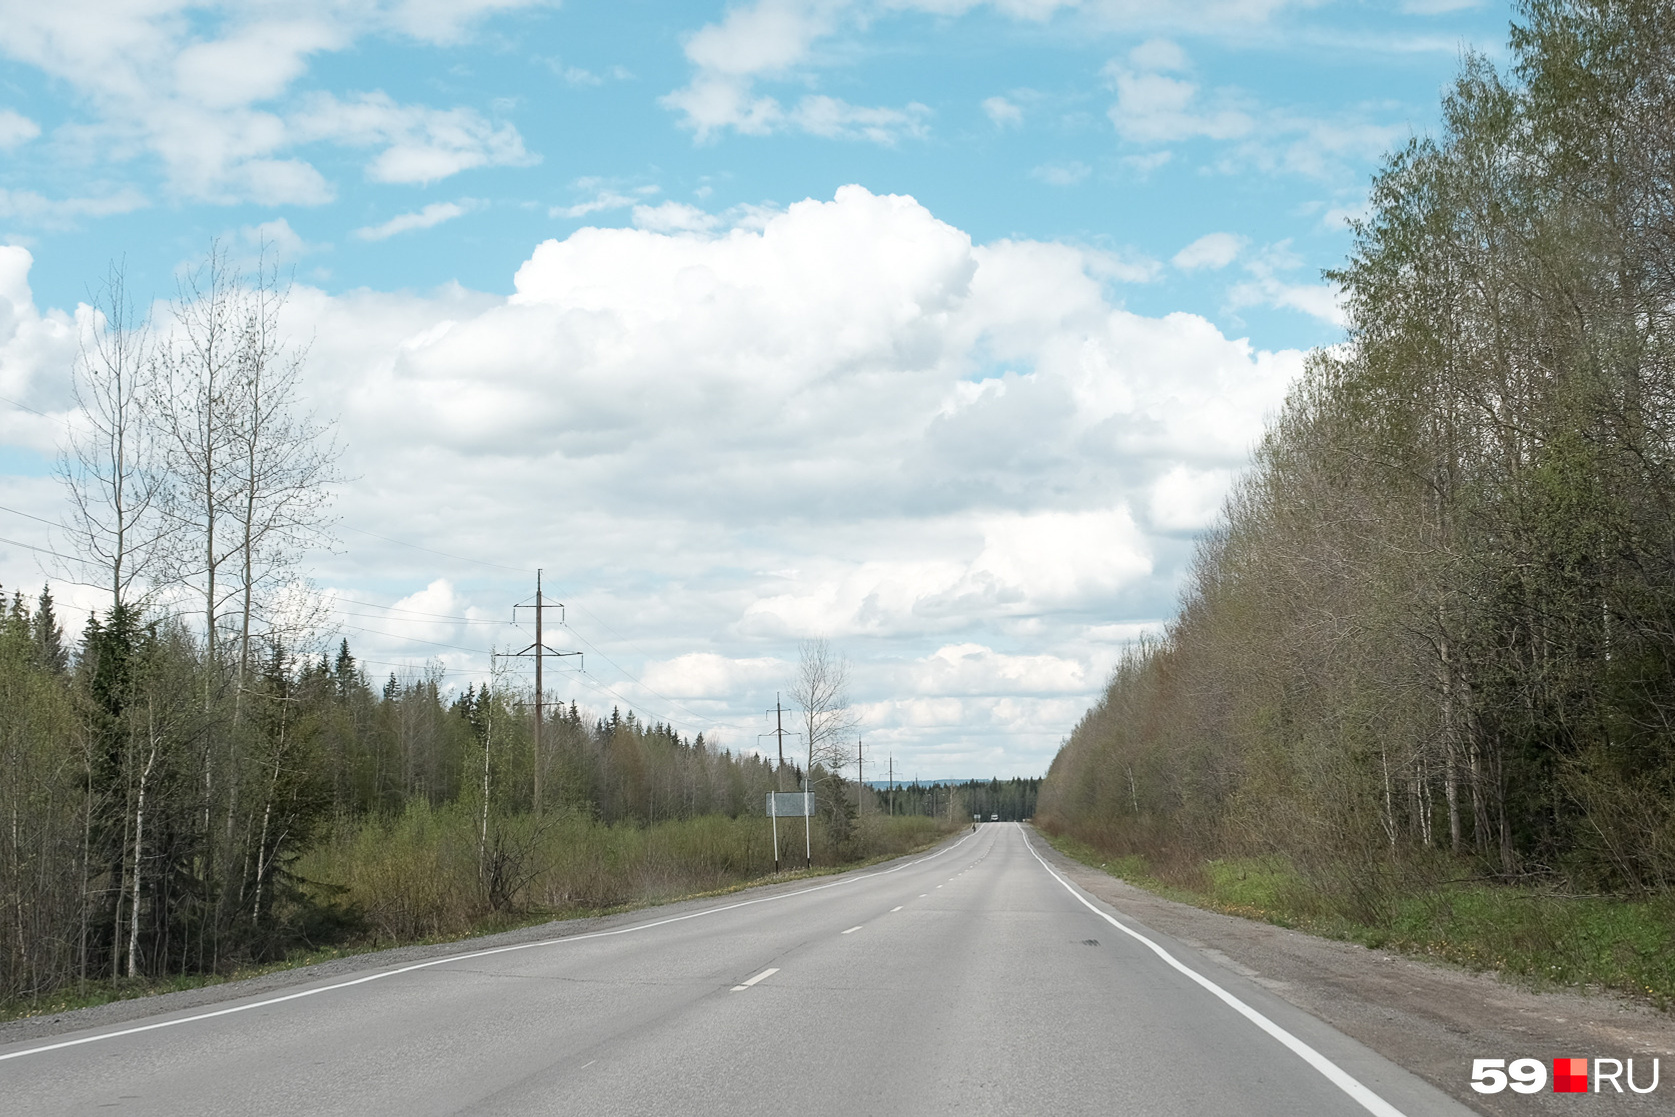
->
[[1034, 836, 1675, 1115]]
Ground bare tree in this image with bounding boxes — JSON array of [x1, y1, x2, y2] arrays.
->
[[58, 263, 167, 613], [222, 254, 340, 713], [154, 244, 245, 683], [154, 243, 340, 708], [789, 638, 858, 778]]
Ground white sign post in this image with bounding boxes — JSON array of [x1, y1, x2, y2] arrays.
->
[[766, 792, 814, 873]]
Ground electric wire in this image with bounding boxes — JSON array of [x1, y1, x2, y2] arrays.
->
[[0, 393, 54, 419], [0, 534, 82, 564], [6, 502, 764, 741], [0, 503, 59, 528], [551, 607, 755, 733], [337, 524, 530, 574]]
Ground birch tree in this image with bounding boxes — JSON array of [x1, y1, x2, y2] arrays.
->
[[790, 638, 857, 776], [154, 245, 245, 682], [58, 264, 166, 613], [155, 245, 339, 706], [221, 259, 340, 715]]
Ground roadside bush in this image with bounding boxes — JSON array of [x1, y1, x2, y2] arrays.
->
[[294, 805, 955, 945]]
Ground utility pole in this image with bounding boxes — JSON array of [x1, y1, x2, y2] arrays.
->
[[511, 569, 580, 816], [857, 736, 863, 816], [769, 694, 788, 789], [889, 755, 893, 816], [803, 715, 813, 871]]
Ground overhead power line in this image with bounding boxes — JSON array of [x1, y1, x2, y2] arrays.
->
[[0, 534, 80, 564], [335, 623, 496, 657], [337, 524, 531, 574], [0, 503, 59, 528], [330, 602, 507, 626], [557, 617, 746, 732], [0, 393, 54, 419], [5, 502, 763, 741]]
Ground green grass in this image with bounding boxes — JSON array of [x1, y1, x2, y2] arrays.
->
[[1375, 887, 1675, 1006], [1039, 829, 1675, 1009]]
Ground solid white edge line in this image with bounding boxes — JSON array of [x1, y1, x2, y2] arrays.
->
[[1021, 829, 1408, 1117], [1, 830, 980, 1063]]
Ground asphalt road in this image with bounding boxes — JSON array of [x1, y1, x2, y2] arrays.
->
[[1, 824, 1477, 1116]]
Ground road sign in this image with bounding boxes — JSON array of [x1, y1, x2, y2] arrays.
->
[[766, 792, 814, 817]]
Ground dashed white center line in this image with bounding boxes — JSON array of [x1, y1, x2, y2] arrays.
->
[[841, 925, 863, 934], [890, 906, 902, 912], [919, 893, 926, 897], [731, 967, 779, 991]]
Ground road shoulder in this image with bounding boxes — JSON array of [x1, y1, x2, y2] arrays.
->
[[1032, 834, 1675, 1116]]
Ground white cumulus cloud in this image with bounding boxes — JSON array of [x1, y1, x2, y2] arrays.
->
[[2, 185, 1305, 775]]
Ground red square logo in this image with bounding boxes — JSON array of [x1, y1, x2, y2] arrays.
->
[[1554, 1058, 1589, 1093]]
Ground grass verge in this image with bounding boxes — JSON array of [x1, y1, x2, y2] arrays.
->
[[1038, 829, 1675, 1009]]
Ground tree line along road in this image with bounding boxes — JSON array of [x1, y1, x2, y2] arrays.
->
[[0, 824, 1474, 1116]]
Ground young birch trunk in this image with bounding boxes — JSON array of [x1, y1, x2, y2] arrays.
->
[[251, 787, 273, 927], [128, 702, 161, 978], [1437, 621, 1463, 853]]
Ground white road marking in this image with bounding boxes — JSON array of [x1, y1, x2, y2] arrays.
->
[[841, 926, 863, 935], [1021, 832, 1408, 1117], [0, 830, 983, 1063], [580, 1060, 596, 1069], [890, 906, 902, 912], [731, 967, 779, 991]]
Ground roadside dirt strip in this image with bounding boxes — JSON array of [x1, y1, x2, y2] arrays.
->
[[1035, 838, 1675, 1117]]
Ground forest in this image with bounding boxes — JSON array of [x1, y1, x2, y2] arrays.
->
[[0, 248, 953, 1012], [1040, 0, 1675, 944], [0, 584, 961, 1007]]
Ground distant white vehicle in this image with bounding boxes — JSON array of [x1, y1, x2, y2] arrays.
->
[[990, 814, 999, 821]]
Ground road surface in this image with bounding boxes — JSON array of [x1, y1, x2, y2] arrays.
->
[[1, 824, 1475, 1116]]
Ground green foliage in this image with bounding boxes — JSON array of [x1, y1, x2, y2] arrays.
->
[[1378, 888, 1675, 1005], [1047, 834, 1675, 1005], [0, 582, 946, 1013], [295, 803, 951, 945], [1040, 0, 1675, 998]]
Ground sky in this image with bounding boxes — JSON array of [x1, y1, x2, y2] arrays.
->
[[0, 0, 1516, 778]]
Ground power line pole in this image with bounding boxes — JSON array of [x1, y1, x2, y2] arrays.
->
[[889, 754, 893, 816], [510, 569, 580, 816], [803, 716, 813, 871], [769, 694, 788, 789], [856, 736, 863, 816]]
